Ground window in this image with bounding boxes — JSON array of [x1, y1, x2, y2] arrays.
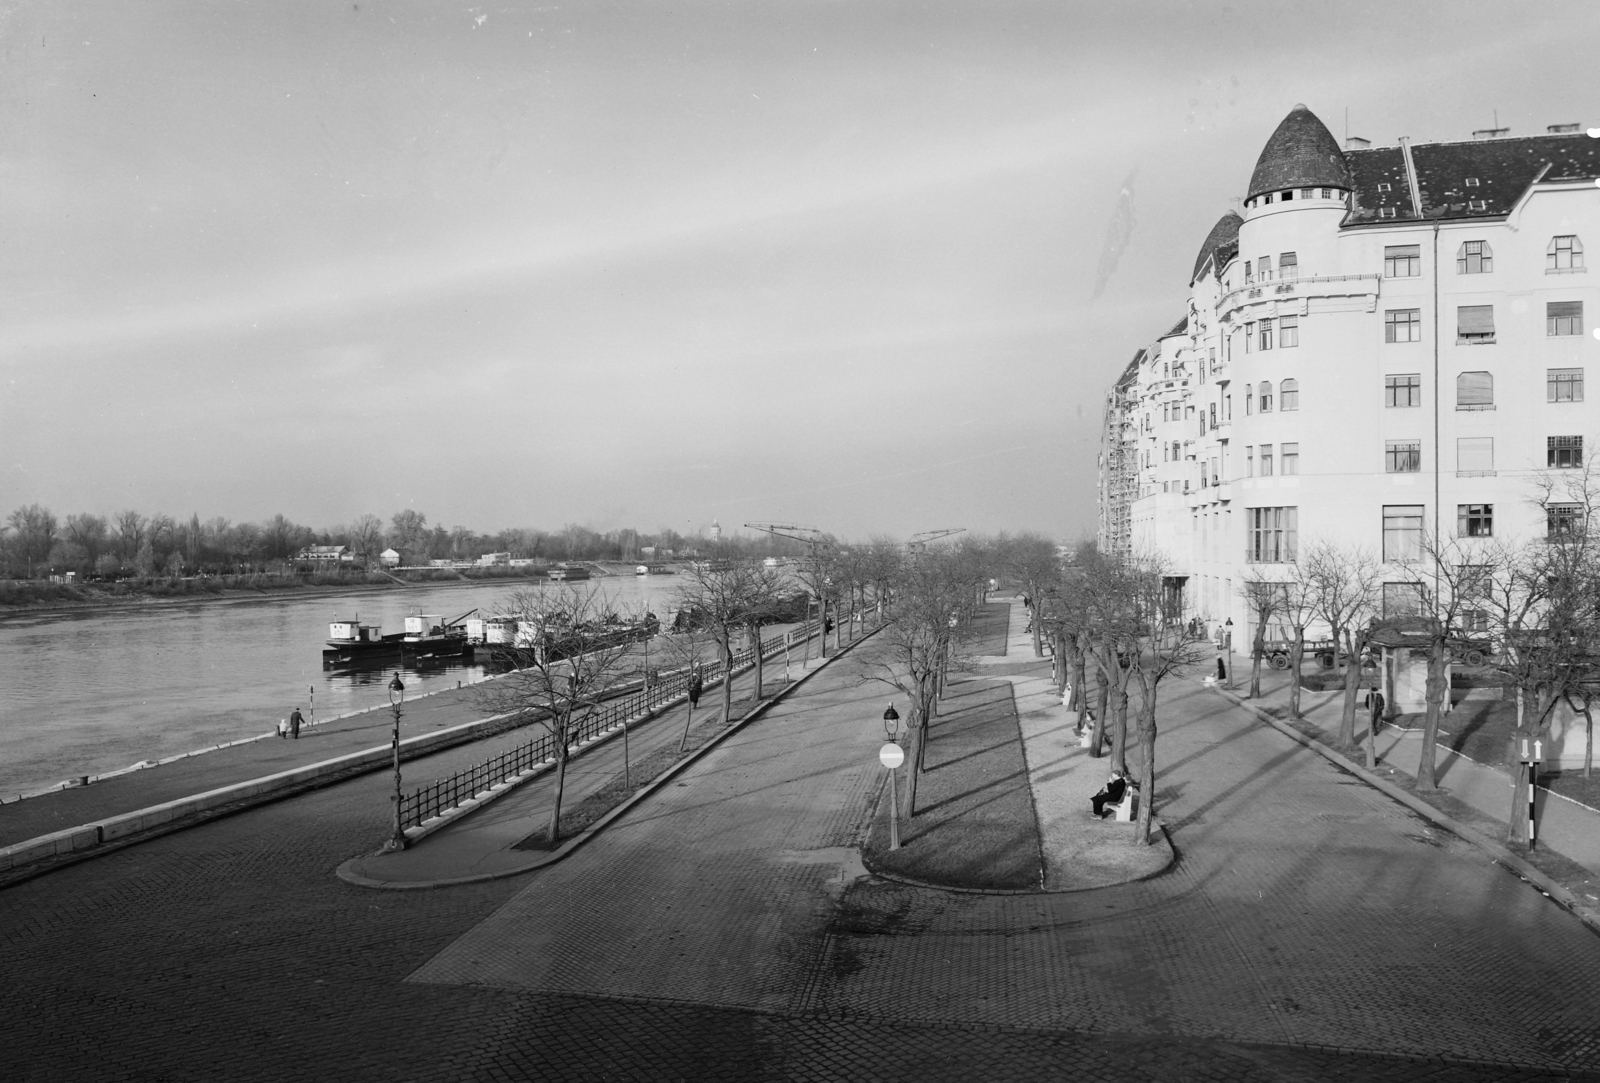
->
[[1465, 177, 1480, 187], [1457, 305, 1495, 344], [1209, 403, 1217, 428], [1281, 442, 1299, 475], [1548, 503, 1585, 538], [1258, 380, 1273, 412], [1548, 368, 1584, 402], [1300, 188, 1314, 200], [1385, 244, 1421, 277], [1279, 314, 1299, 348], [1225, 394, 1232, 420], [1386, 309, 1422, 343], [1279, 252, 1298, 279], [1549, 435, 1584, 468], [1386, 440, 1421, 473], [1458, 504, 1493, 537], [1259, 318, 1274, 351], [1247, 507, 1298, 563], [1462, 608, 1490, 634], [1383, 505, 1425, 563], [1382, 582, 1422, 618], [1456, 370, 1493, 407], [1258, 256, 1272, 282], [1280, 378, 1299, 410], [1281, 190, 1293, 201], [1262, 193, 1273, 204], [1245, 446, 1254, 477], [1456, 240, 1493, 274], [1548, 235, 1584, 271], [1244, 260, 1254, 284], [1244, 321, 1255, 352], [1379, 207, 1397, 219], [1260, 444, 1274, 476], [1468, 200, 1487, 212], [1386, 374, 1422, 407], [1548, 301, 1584, 336], [1377, 182, 1392, 192], [1457, 437, 1494, 475], [1320, 188, 1333, 199], [1245, 392, 1253, 415]]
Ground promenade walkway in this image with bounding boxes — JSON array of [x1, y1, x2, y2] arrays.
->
[[1212, 662, 1600, 887]]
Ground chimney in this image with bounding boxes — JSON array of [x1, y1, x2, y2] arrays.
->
[[1547, 123, 1581, 134], [1472, 127, 1510, 139], [1344, 136, 1371, 149]]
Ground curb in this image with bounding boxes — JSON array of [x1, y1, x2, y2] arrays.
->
[[1206, 682, 1600, 939], [336, 627, 879, 889]]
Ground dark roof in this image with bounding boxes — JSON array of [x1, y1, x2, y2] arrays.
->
[[1161, 315, 1189, 339], [1191, 210, 1242, 284], [1247, 105, 1351, 200], [1115, 351, 1142, 389], [1345, 132, 1600, 226]]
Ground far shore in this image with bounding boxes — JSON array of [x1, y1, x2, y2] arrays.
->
[[0, 561, 671, 621]]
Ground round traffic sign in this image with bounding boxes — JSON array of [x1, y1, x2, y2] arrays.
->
[[879, 742, 904, 769]]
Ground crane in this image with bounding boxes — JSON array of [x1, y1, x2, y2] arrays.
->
[[906, 528, 965, 553]]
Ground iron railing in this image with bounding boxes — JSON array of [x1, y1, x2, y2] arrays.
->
[[397, 618, 856, 832]]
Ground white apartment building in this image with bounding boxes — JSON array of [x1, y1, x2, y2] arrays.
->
[[1099, 104, 1600, 639]]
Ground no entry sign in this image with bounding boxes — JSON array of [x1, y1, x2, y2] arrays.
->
[[879, 742, 904, 769]]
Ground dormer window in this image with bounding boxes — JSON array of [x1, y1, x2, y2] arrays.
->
[[1300, 188, 1314, 199], [1263, 193, 1274, 204], [1379, 207, 1397, 219], [1281, 190, 1294, 201], [1468, 200, 1487, 211], [1378, 182, 1393, 192], [1465, 177, 1480, 187], [1320, 188, 1333, 199]]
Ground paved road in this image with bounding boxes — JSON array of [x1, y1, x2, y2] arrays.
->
[[5, 632, 1600, 1080]]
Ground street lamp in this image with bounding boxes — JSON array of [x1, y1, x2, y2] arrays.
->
[[382, 672, 408, 853], [881, 704, 903, 850], [1224, 618, 1235, 690]]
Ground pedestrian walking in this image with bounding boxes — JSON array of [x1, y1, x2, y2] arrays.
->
[[687, 669, 703, 709], [277, 718, 288, 739], [288, 707, 304, 740]]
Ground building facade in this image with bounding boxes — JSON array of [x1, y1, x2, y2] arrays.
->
[[1097, 105, 1600, 639]]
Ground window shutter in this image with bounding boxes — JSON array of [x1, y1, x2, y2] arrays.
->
[[1456, 371, 1493, 405], [1458, 305, 1495, 334], [1385, 244, 1420, 259], [1548, 301, 1583, 319], [1457, 437, 1494, 472]]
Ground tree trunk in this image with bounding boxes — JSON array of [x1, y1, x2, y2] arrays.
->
[[678, 701, 695, 754], [1417, 636, 1448, 792], [1287, 625, 1305, 720], [1336, 624, 1360, 749], [1091, 668, 1108, 757], [1249, 626, 1265, 699], [1072, 648, 1088, 713], [751, 626, 764, 700], [547, 724, 570, 844], [904, 705, 925, 815], [720, 636, 734, 723], [1135, 693, 1158, 846], [1030, 595, 1043, 657], [819, 596, 830, 658], [1110, 683, 1130, 774]]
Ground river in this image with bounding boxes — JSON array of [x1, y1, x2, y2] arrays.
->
[[0, 574, 692, 797]]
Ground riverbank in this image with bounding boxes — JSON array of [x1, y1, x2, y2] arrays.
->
[[0, 561, 656, 619]]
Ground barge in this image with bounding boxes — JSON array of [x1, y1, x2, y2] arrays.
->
[[547, 563, 592, 582], [321, 610, 473, 667]]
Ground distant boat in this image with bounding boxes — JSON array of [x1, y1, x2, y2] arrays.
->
[[322, 612, 469, 667], [635, 564, 672, 576], [547, 563, 591, 581]]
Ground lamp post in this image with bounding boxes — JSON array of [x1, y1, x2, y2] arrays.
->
[[1224, 618, 1235, 690], [382, 672, 408, 853], [881, 704, 903, 850]]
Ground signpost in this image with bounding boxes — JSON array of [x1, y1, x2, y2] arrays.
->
[[1513, 728, 1544, 849], [881, 704, 903, 850]]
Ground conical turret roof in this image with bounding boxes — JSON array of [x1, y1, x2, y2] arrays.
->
[[1191, 210, 1242, 284], [1247, 104, 1350, 200]]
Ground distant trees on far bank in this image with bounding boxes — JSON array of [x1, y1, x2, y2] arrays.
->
[[0, 503, 808, 580]]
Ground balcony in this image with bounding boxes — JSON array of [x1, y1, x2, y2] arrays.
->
[[1215, 481, 1233, 502], [1219, 273, 1381, 320]]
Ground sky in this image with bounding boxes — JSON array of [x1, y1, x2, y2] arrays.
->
[[3, 0, 1599, 543]]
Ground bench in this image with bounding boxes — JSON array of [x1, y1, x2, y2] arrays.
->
[[1108, 785, 1138, 822]]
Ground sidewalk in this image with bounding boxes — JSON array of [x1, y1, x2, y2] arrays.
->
[[1211, 660, 1600, 882], [341, 642, 847, 887]]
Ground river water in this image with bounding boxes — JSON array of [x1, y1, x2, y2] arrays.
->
[[0, 574, 692, 797]]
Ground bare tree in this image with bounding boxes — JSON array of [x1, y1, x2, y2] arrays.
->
[[1296, 542, 1382, 752], [1238, 573, 1287, 700], [652, 623, 720, 753], [673, 558, 786, 726], [470, 585, 643, 845]]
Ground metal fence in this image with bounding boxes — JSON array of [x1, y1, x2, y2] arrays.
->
[[397, 619, 852, 832]]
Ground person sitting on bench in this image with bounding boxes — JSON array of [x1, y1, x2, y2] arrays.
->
[[1091, 770, 1129, 818]]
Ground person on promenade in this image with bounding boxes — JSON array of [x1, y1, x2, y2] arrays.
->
[[1091, 770, 1128, 818], [288, 707, 304, 740], [687, 670, 703, 710]]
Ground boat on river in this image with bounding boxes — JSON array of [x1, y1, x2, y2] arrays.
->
[[547, 563, 591, 581], [321, 610, 472, 667], [634, 564, 672, 576]]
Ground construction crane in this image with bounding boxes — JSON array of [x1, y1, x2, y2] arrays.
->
[[906, 528, 965, 553], [744, 522, 832, 549]]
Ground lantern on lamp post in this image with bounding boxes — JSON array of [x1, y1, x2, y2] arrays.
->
[[382, 672, 408, 853], [880, 704, 903, 850]]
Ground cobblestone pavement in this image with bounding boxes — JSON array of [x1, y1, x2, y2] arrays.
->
[[7, 633, 1600, 1080]]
